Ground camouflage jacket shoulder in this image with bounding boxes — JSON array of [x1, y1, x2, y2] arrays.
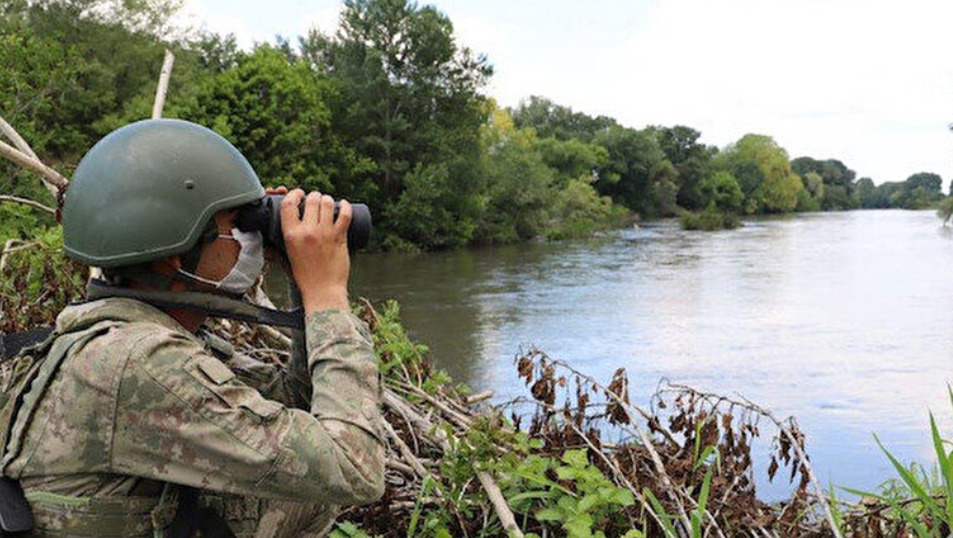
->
[[3, 297, 385, 507]]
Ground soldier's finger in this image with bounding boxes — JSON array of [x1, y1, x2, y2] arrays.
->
[[335, 199, 352, 235], [304, 192, 322, 227], [319, 194, 335, 227], [280, 189, 305, 232]]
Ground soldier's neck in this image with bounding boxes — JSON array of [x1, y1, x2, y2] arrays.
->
[[126, 279, 208, 333]]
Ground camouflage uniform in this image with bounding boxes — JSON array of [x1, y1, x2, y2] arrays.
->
[[1, 297, 385, 537]]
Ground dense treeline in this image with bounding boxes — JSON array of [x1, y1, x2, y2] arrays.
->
[[0, 0, 946, 248]]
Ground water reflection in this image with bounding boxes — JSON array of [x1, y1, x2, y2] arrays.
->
[[280, 210, 953, 494]]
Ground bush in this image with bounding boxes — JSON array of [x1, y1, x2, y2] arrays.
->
[[680, 206, 740, 231]]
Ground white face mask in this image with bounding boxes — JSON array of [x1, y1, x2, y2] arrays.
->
[[178, 228, 265, 295]]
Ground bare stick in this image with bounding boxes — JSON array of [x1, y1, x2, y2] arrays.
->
[[383, 389, 450, 451], [382, 418, 430, 480], [0, 140, 67, 197], [0, 116, 38, 160], [0, 195, 55, 214], [152, 49, 175, 119], [475, 470, 524, 538], [466, 390, 494, 405]]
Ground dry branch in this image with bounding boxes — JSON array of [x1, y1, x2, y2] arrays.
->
[[0, 195, 55, 214], [0, 116, 38, 160], [476, 470, 524, 538], [0, 139, 68, 197]]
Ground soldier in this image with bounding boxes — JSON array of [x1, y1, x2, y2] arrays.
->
[[0, 119, 385, 537]]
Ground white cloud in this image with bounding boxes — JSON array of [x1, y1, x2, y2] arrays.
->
[[296, 4, 343, 38]]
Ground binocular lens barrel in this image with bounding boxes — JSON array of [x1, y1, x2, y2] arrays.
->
[[235, 194, 372, 252]]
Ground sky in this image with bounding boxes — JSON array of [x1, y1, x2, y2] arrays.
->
[[177, 0, 953, 185]]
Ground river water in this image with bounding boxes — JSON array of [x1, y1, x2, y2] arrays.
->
[[308, 210, 953, 497]]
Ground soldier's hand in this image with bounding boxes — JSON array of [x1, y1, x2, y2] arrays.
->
[[280, 188, 352, 314]]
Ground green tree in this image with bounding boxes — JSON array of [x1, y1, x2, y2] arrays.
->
[[698, 171, 743, 213], [649, 159, 679, 217], [535, 137, 608, 187], [790, 157, 857, 210], [592, 125, 665, 216], [179, 45, 352, 192], [510, 95, 616, 142], [547, 175, 617, 240], [853, 177, 877, 208], [475, 106, 555, 243], [712, 134, 803, 214], [655, 125, 714, 210], [906, 172, 943, 194], [305, 0, 492, 248]]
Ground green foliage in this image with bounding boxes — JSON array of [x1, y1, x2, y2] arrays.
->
[[853, 177, 877, 208], [713, 134, 803, 214], [937, 197, 953, 226], [475, 107, 555, 243], [330, 521, 381, 538], [497, 447, 641, 538], [697, 171, 743, 213], [842, 387, 953, 536], [791, 157, 857, 210], [546, 176, 620, 240], [654, 125, 715, 211], [179, 45, 350, 191], [311, 0, 491, 247], [510, 96, 617, 142], [384, 163, 479, 249], [680, 205, 740, 231], [0, 227, 86, 332], [368, 300, 429, 376], [0, 197, 51, 243], [592, 125, 666, 217], [869, 173, 946, 210], [535, 137, 608, 187]]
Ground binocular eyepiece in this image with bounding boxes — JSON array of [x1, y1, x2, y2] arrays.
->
[[234, 194, 372, 253]]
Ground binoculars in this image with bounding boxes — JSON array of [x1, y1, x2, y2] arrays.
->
[[234, 194, 372, 253]]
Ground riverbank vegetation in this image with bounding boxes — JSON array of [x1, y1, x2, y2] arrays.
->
[[2, 0, 948, 247]]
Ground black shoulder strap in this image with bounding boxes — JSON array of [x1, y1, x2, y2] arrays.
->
[[86, 279, 304, 330], [0, 327, 55, 361]]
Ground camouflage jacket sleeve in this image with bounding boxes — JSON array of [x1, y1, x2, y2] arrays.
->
[[218, 284, 313, 409], [113, 310, 385, 505], [215, 329, 311, 410]]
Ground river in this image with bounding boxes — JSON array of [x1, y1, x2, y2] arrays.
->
[[289, 209, 953, 498]]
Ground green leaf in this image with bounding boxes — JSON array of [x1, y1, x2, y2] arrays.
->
[[577, 493, 599, 513], [874, 434, 942, 519], [535, 507, 564, 522], [929, 411, 953, 526], [643, 488, 679, 538], [563, 513, 594, 538], [562, 449, 589, 468], [507, 490, 556, 504]]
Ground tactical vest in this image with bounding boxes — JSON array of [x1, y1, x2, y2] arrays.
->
[[0, 320, 181, 537]]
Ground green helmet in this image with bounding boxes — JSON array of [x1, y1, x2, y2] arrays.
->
[[63, 119, 265, 267]]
